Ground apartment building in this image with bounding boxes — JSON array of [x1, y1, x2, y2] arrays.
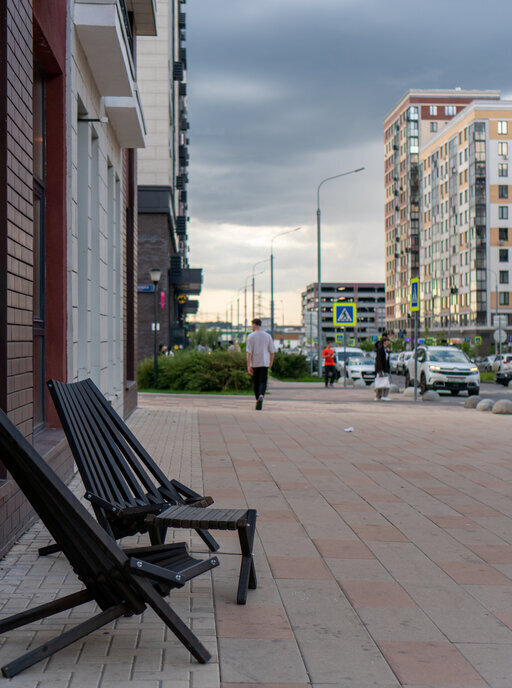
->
[[420, 101, 512, 344], [384, 89, 500, 337], [137, 0, 202, 359], [0, 0, 155, 555], [301, 283, 385, 345]]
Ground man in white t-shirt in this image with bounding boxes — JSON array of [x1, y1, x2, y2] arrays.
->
[[246, 318, 275, 410]]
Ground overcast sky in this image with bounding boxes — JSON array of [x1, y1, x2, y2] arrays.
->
[[185, 0, 512, 324]]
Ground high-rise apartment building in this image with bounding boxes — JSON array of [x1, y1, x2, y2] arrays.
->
[[384, 90, 500, 336], [137, 0, 202, 357], [420, 100, 512, 343], [301, 283, 385, 345]]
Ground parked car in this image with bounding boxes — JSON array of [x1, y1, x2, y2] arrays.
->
[[491, 354, 512, 371], [496, 368, 512, 386], [389, 352, 400, 374], [478, 355, 496, 372], [396, 350, 413, 375], [332, 347, 365, 376], [344, 354, 376, 385], [405, 345, 480, 396]]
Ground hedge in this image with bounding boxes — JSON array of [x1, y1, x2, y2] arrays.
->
[[138, 349, 252, 392], [270, 351, 308, 379]]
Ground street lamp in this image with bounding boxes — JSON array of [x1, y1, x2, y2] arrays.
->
[[270, 227, 301, 339], [488, 268, 502, 368], [252, 258, 269, 321], [316, 168, 364, 374], [242, 271, 263, 338], [150, 267, 162, 388]]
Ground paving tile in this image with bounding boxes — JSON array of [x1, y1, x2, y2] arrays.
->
[[435, 561, 512, 585], [456, 642, 512, 688], [215, 604, 293, 638], [357, 606, 446, 642], [313, 538, 373, 559], [378, 641, 487, 687], [351, 524, 409, 542], [338, 580, 416, 608], [467, 544, 512, 563], [267, 556, 331, 579], [218, 639, 308, 683]]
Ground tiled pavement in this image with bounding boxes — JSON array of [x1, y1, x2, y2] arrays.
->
[[2, 380, 512, 686]]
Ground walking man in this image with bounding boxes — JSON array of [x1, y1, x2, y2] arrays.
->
[[246, 318, 275, 410], [322, 339, 336, 387]]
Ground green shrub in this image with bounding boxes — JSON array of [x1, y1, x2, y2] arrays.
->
[[271, 351, 308, 379], [138, 349, 252, 392]]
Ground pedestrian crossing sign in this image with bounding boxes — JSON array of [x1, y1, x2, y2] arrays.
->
[[410, 278, 419, 312], [333, 302, 356, 327], [349, 337, 355, 346], [475, 336, 482, 345], [335, 333, 344, 344]]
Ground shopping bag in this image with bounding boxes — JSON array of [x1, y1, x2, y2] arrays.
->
[[374, 375, 390, 389]]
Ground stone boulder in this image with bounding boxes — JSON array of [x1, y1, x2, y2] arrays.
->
[[492, 399, 512, 415], [422, 390, 440, 402], [464, 396, 481, 409], [476, 399, 494, 412], [353, 379, 366, 389], [389, 383, 401, 394], [402, 386, 416, 398]]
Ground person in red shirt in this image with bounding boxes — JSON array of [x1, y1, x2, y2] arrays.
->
[[322, 339, 336, 388]]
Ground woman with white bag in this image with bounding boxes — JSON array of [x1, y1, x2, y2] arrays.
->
[[374, 335, 391, 401]]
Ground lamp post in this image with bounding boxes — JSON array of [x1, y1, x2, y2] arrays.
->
[[270, 227, 301, 339], [316, 168, 364, 374], [242, 272, 263, 339], [252, 258, 269, 321], [150, 267, 162, 388]]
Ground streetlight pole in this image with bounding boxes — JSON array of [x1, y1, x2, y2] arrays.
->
[[150, 268, 162, 388], [270, 227, 301, 340], [316, 168, 364, 375], [252, 258, 269, 322], [243, 272, 262, 339], [488, 268, 501, 368]]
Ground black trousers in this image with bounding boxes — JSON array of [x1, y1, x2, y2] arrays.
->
[[324, 365, 336, 386], [252, 367, 268, 399]]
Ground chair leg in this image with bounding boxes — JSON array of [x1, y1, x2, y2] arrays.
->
[[136, 578, 211, 664], [236, 509, 257, 605], [1, 603, 127, 678], [148, 523, 165, 545], [195, 528, 220, 552], [0, 589, 93, 634], [38, 542, 62, 556]]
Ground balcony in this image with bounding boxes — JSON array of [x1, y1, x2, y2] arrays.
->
[[103, 88, 146, 148], [75, 0, 137, 97], [170, 268, 203, 295], [125, 0, 157, 35]]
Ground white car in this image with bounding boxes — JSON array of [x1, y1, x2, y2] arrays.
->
[[396, 351, 413, 375], [345, 354, 376, 385], [389, 352, 400, 374], [491, 354, 512, 372], [332, 347, 365, 376], [405, 345, 480, 396]]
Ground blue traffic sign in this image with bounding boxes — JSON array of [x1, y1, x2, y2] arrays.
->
[[410, 278, 419, 312], [333, 302, 357, 327]]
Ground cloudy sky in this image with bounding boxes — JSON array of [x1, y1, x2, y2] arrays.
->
[[185, 0, 512, 324]]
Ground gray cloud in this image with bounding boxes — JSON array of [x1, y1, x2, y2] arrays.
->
[[184, 0, 512, 321]]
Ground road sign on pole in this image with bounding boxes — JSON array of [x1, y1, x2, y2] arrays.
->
[[475, 336, 482, 345], [410, 278, 419, 312], [333, 302, 356, 327]]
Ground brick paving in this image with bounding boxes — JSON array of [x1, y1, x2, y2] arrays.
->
[[2, 380, 512, 686]]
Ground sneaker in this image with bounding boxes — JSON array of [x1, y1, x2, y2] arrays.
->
[[374, 397, 380, 401], [382, 396, 391, 401], [256, 395, 263, 410]]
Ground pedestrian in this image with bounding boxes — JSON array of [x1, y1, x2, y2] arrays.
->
[[374, 334, 391, 401], [322, 338, 336, 388], [246, 318, 275, 410], [227, 340, 235, 351], [158, 343, 168, 355]]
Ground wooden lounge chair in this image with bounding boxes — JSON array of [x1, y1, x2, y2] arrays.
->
[[0, 408, 220, 678], [46, 378, 257, 604]]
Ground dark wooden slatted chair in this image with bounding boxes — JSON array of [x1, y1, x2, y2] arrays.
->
[[47, 378, 257, 604], [46, 378, 218, 552], [0, 408, 220, 678]]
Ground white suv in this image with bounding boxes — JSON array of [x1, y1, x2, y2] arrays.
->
[[405, 346, 480, 396]]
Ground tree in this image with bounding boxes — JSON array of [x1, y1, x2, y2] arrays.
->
[[189, 325, 222, 349]]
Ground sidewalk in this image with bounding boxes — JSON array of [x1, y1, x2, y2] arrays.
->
[[2, 380, 512, 686]]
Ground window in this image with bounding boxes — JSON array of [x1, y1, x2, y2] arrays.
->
[[499, 142, 509, 156], [499, 292, 510, 305], [499, 206, 509, 220], [499, 227, 509, 241], [430, 121, 438, 133], [445, 105, 456, 116], [498, 120, 508, 135], [500, 271, 509, 284], [429, 105, 437, 116], [33, 68, 46, 431], [500, 249, 509, 262], [408, 106, 418, 120], [499, 163, 508, 177], [499, 185, 509, 199]]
